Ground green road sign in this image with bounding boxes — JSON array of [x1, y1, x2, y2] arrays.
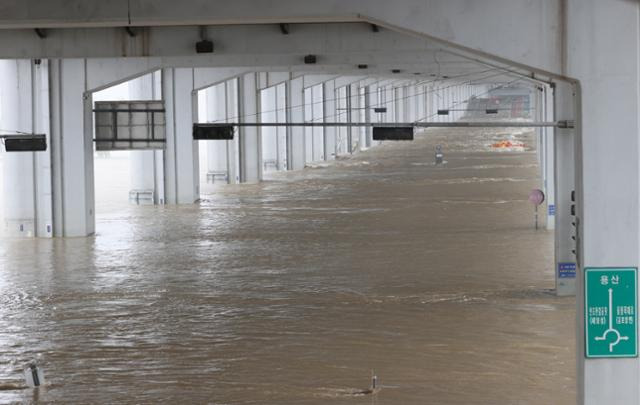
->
[[585, 267, 637, 358]]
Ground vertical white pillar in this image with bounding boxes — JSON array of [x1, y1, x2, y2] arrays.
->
[[394, 87, 403, 123], [49, 59, 95, 236], [128, 72, 164, 204], [162, 67, 199, 204], [365, 83, 375, 148], [238, 72, 261, 183], [386, 85, 393, 123], [426, 84, 432, 119], [544, 85, 556, 230], [225, 79, 241, 183], [303, 87, 313, 163], [323, 79, 337, 160], [205, 83, 229, 182], [554, 81, 576, 297], [568, 1, 640, 404], [404, 85, 412, 122], [0, 60, 52, 237], [411, 85, 420, 122], [348, 83, 356, 153], [1, 60, 34, 237], [311, 85, 325, 161], [287, 77, 305, 170], [259, 85, 278, 173], [348, 84, 362, 152], [357, 86, 367, 151]]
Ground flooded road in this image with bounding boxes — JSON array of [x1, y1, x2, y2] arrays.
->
[[0, 127, 575, 404]]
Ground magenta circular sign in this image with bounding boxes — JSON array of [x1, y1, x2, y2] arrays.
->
[[528, 189, 545, 206]]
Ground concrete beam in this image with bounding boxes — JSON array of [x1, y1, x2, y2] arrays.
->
[[0, 0, 563, 75]]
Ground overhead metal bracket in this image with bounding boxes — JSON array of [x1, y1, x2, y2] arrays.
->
[[125, 26, 137, 37], [557, 120, 575, 129]]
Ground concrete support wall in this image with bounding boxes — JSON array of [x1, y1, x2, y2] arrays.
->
[[569, 1, 640, 403], [162, 67, 199, 204]]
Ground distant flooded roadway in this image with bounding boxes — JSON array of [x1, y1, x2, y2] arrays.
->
[[0, 127, 575, 404]]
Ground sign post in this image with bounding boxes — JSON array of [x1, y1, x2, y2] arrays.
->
[[585, 267, 637, 358], [528, 189, 545, 230]]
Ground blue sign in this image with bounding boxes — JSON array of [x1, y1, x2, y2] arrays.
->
[[559, 262, 576, 278], [548, 204, 556, 216]]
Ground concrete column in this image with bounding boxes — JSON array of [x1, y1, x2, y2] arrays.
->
[[411, 85, 420, 122], [394, 87, 403, 123], [433, 85, 438, 118], [260, 85, 277, 173], [162, 67, 199, 204], [350, 84, 365, 152], [405, 85, 413, 122], [383, 85, 389, 122], [128, 72, 164, 204], [310, 84, 324, 161], [335, 85, 349, 156], [49, 59, 95, 236], [348, 83, 356, 153], [554, 81, 576, 297], [303, 87, 313, 163], [288, 77, 305, 170], [0, 59, 52, 237], [568, 1, 640, 403], [205, 83, 229, 182], [323, 79, 337, 160], [536, 88, 544, 175], [275, 83, 287, 170], [225, 79, 241, 183], [238, 72, 262, 183], [425, 84, 432, 119], [356, 86, 367, 151], [544, 85, 555, 230], [365, 83, 374, 148], [434, 85, 441, 122]]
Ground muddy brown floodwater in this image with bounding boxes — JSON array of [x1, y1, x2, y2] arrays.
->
[[0, 127, 575, 404]]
